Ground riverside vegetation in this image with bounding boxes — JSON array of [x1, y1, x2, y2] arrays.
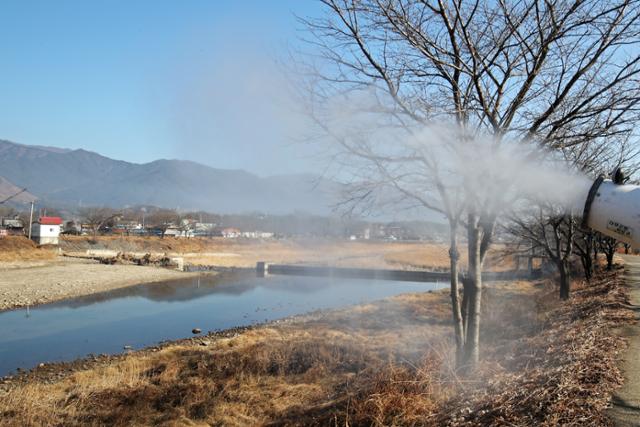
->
[[0, 266, 630, 426]]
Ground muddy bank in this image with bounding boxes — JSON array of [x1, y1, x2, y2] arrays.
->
[[0, 257, 202, 311]]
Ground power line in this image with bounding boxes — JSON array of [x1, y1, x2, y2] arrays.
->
[[0, 188, 27, 205]]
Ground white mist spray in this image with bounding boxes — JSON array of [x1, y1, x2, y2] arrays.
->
[[318, 89, 592, 218]]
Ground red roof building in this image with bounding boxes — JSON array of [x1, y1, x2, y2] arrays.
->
[[38, 217, 63, 225]]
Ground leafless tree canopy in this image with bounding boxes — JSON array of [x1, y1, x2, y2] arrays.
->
[[303, 0, 640, 138], [79, 207, 120, 237], [300, 0, 640, 368]]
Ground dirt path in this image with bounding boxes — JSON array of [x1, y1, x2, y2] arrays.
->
[[0, 257, 200, 311], [608, 255, 640, 426]]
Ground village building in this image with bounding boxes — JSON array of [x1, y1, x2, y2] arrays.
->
[[111, 221, 144, 236], [31, 216, 63, 245], [1, 218, 25, 236], [221, 227, 241, 238], [163, 227, 181, 237], [194, 222, 216, 236], [62, 220, 82, 235], [241, 231, 274, 239], [161, 226, 195, 238]]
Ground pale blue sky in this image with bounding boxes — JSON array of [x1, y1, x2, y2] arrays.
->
[[0, 1, 324, 175]]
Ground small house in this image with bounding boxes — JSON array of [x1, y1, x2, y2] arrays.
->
[[31, 216, 63, 245]]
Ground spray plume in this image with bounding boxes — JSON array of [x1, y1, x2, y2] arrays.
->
[[316, 89, 592, 219]]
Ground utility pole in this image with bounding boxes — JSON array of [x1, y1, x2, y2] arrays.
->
[[28, 201, 34, 240]]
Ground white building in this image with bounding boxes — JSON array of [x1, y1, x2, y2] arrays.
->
[[221, 228, 241, 238], [163, 227, 181, 237], [241, 231, 275, 239], [31, 217, 63, 245]]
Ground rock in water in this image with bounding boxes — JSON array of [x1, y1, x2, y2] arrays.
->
[[192, 328, 202, 334]]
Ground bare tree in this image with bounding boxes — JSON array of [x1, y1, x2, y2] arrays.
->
[[573, 227, 596, 281], [300, 0, 640, 368], [598, 234, 620, 271], [508, 207, 574, 299], [145, 209, 180, 238], [79, 207, 120, 237]]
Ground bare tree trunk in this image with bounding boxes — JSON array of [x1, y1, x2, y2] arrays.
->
[[463, 213, 482, 368], [581, 252, 593, 281], [602, 237, 618, 270], [558, 260, 570, 300], [461, 282, 470, 343], [583, 233, 593, 281], [606, 250, 615, 270], [448, 222, 464, 365]]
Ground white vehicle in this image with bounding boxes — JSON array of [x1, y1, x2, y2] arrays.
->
[[582, 169, 640, 248]]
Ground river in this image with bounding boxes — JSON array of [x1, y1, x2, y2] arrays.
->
[[0, 272, 442, 376]]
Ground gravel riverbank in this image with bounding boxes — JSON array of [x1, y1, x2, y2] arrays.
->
[[0, 257, 201, 311]]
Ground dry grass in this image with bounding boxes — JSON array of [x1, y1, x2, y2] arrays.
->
[[60, 236, 515, 271], [0, 270, 630, 426], [383, 243, 517, 272], [62, 236, 447, 269], [432, 270, 633, 426], [0, 236, 56, 262]]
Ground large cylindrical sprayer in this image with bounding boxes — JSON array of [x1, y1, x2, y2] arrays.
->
[[582, 169, 640, 247]]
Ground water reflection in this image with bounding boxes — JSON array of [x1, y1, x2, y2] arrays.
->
[[51, 272, 262, 309], [0, 274, 438, 376]]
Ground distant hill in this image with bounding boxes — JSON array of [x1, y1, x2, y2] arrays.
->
[[0, 140, 338, 214], [0, 176, 36, 205]]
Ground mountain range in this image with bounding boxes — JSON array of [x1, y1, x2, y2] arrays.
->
[[0, 140, 338, 214]]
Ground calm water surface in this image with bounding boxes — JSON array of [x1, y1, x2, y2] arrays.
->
[[0, 273, 441, 376]]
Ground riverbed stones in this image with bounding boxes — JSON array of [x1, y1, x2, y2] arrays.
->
[[192, 328, 202, 334]]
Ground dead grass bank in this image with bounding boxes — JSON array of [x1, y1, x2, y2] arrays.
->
[[0, 270, 630, 426], [0, 237, 55, 262]]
